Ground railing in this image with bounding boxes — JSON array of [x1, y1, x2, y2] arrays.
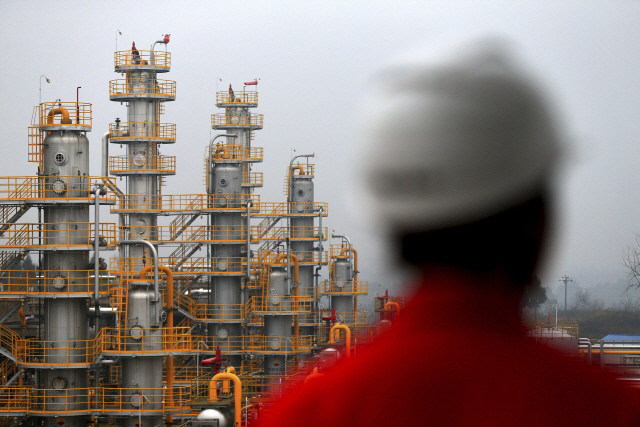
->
[[283, 163, 315, 196], [0, 386, 30, 412], [255, 201, 328, 216], [109, 79, 176, 99], [114, 50, 171, 70], [117, 224, 254, 244], [112, 193, 260, 213], [216, 90, 258, 105], [27, 126, 42, 168], [0, 270, 111, 296], [95, 327, 192, 355], [0, 222, 116, 249], [211, 113, 263, 128], [245, 335, 313, 354], [195, 303, 246, 322], [0, 176, 117, 203], [255, 249, 328, 266], [318, 310, 369, 326], [108, 123, 177, 142], [254, 226, 328, 241], [247, 296, 314, 315], [374, 295, 411, 312], [0, 324, 20, 359], [111, 256, 247, 275], [39, 102, 91, 129], [15, 339, 94, 366], [209, 144, 264, 162], [319, 280, 369, 295], [242, 171, 263, 187]]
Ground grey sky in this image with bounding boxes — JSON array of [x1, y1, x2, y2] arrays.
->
[[1, 1, 639, 301]]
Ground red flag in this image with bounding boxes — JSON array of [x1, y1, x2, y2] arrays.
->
[[163, 34, 170, 43], [244, 80, 258, 86]]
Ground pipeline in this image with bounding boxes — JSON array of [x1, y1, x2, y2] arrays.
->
[[329, 322, 351, 358], [18, 306, 26, 327], [213, 145, 231, 160], [47, 107, 72, 125], [384, 301, 400, 320], [210, 371, 242, 426]]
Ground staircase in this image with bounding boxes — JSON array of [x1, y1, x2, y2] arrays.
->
[[169, 213, 200, 241]]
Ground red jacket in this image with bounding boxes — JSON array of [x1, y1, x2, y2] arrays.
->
[[259, 270, 640, 426]]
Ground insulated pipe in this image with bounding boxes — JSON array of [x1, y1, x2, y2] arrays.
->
[[209, 372, 242, 426], [207, 134, 238, 193], [329, 322, 351, 358], [47, 107, 71, 124], [246, 201, 253, 283], [118, 240, 159, 303], [315, 206, 324, 289], [101, 132, 109, 177], [304, 367, 325, 384], [92, 186, 106, 308], [384, 301, 400, 319]]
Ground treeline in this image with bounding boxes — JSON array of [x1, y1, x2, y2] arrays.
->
[[535, 290, 640, 339]]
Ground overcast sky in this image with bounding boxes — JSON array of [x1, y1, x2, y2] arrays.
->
[[2, 1, 640, 301]]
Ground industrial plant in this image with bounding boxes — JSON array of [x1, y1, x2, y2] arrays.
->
[[0, 37, 410, 427]]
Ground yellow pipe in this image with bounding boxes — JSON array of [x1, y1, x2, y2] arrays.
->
[[210, 372, 242, 427], [213, 145, 230, 160], [291, 165, 305, 176], [385, 301, 400, 319], [304, 367, 325, 384], [329, 323, 351, 358], [222, 366, 236, 393], [47, 107, 72, 125]]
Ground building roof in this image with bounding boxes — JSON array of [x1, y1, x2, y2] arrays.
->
[[600, 334, 640, 342]]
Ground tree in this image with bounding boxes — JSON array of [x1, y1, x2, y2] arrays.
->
[[522, 275, 547, 321], [623, 233, 640, 290]]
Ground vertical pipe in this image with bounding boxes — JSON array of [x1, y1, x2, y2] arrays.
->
[[101, 132, 109, 178], [118, 240, 159, 303]]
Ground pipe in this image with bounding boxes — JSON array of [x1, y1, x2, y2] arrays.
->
[[340, 247, 359, 312], [207, 134, 238, 193], [222, 366, 236, 393], [384, 301, 400, 319], [579, 337, 592, 364], [290, 165, 305, 176], [304, 367, 325, 384], [288, 153, 314, 205], [213, 145, 230, 160], [600, 339, 604, 368], [328, 322, 351, 358], [101, 132, 109, 177], [209, 372, 242, 426], [246, 201, 253, 284], [118, 240, 159, 303], [47, 107, 71, 125], [18, 306, 25, 327]]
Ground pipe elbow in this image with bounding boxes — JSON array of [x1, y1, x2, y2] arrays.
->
[[47, 107, 72, 125]]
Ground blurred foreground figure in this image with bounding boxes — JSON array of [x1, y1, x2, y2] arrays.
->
[[259, 38, 640, 426]]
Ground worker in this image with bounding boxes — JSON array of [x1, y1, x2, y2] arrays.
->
[[259, 38, 640, 425]]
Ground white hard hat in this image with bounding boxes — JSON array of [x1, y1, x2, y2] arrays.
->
[[360, 37, 561, 234]]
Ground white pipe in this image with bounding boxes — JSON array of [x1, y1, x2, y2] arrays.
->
[[101, 131, 109, 177], [118, 240, 159, 303], [579, 337, 592, 364], [246, 201, 253, 283]]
